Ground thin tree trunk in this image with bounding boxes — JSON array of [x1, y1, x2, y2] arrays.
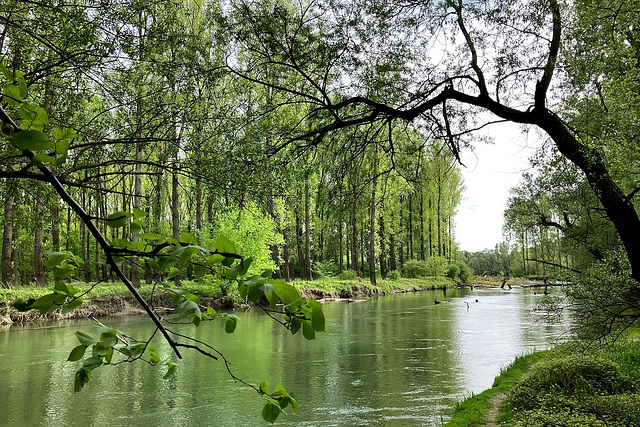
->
[[131, 142, 142, 288], [304, 177, 312, 280], [420, 191, 425, 261], [408, 194, 413, 260], [34, 188, 45, 286], [266, 193, 282, 279], [351, 197, 358, 273], [338, 218, 344, 274], [369, 174, 377, 285], [2, 191, 15, 288]]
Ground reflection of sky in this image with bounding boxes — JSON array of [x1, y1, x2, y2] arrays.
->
[[452, 288, 569, 394]]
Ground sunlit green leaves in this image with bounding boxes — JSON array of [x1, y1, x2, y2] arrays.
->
[[11, 130, 53, 151], [224, 314, 238, 333]]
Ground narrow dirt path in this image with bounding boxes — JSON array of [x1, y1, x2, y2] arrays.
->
[[482, 392, 506, 426]]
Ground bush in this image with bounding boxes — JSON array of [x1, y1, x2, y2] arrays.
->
[[313, 260, 338, 278], [507, 355, 634, 412], [456, 262, 473, 282], [446, 264, 460, 280], [339, 269, 358, 280], [426, 256, 448, 277], [403, 260, 429, 278], [387, 270, 400, 281]]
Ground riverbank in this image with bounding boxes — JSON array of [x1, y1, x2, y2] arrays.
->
[[0, 276, 456, 324], [446, 339, 640, 426]]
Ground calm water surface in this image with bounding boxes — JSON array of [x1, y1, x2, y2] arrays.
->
[[0, 288, 566, 426]]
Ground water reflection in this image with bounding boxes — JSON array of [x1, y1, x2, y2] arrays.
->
[[0, 288, 566, 426]]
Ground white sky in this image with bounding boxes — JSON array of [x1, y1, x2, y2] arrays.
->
[[454, 122, 542, 252]]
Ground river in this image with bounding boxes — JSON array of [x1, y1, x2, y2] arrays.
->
[[0, 287, 566, 426]]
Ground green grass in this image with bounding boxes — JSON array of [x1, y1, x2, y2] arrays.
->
[[447, 340, 640, 427], [445, 351, 549, 426], [291, 276, 456, 297]]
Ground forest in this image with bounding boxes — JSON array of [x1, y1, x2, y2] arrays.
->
[[1, 0, 640, 425]]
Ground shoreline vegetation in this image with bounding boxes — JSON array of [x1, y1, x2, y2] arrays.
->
[[446, 339, 640, 426], [1, 275, 469, 325]]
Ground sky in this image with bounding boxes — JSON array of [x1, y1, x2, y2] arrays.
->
[[454, 122, 543, 252]]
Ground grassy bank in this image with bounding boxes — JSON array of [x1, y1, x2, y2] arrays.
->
[[1, 276, 456, 323], [446, 339, 640, 426]]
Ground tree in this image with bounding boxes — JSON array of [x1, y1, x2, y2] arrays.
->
[[226, 0, 640, 286]]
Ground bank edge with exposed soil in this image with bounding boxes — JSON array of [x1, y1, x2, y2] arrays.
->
[[1, 277, 458, 324]]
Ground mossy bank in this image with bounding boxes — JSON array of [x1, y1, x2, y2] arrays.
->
[[446, 339, 640, 426]]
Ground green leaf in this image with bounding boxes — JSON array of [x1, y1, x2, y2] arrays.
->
[[271, 280, 301, 305], [104, 346, 114, 364], [132, 208, 148, 218], [302, 320, 316, 340], [179, 246, 199, 268], [99, 329, 118, 347], [0, 62, 13, 80], [13, 298, 35, 311], [106, 211, 132, 228], [140, 233, 164, 241], [3, 84, 22, 106], [31, 293, 58, 314], [75, 331, 96, 346], [180, 232, 198, 245], [163, 362, 177, 379], [130, 220, 142, 235], [259, 380, 269, 394], [16, 71, 27, 99], [74, 369, 91, 392], [82, 356, 103, 371], [34, 107, 48, 124], [45, 252, 71, 268], [92, 342, 109, 357], [184, 293, 200, 304], [61, 298, 83, 314], [54, 263, 75, 279], [224, 314, 238, 333], [167, 267, 180, 280], [149, 352, 160, 365], [32, 153, 55, 166], [262, 401, 281, 424], [236, 257, 253, 275], [55, 139, 71, 156], [194, 265, 209, 279], [53, 128, 78, 142], [12, 130, 53, 151], [157, 255, 178, 271], [261, 269, 273, 278], [67, 345, 87, 362], [214, 235, 237, 254], [290, 317, 302, 335], [309, 300, 325, 332]]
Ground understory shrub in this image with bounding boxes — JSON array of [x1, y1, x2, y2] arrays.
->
[[446, 264, 460, 280], [387, 270, 400, 281], [403, 260, 429, 278], [456, 262, 473, 282], [339, 269, 357, 280]]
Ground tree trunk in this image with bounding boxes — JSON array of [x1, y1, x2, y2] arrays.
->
[[369, 175, 377, 285], [172, 168, 181, 286], [304, 177, 312, 280], [131, 142, 142, 288], [408, 194, 413, 259], [295, 207, 305, 280], [419, 191, 425, 261], [338, 218, 344, 274], [350, 197, 358, 273], [266, 193, 282, 279], [34, 189, 45, 286], [379, 211, 386, 279], [2, 191, 15, 288]]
